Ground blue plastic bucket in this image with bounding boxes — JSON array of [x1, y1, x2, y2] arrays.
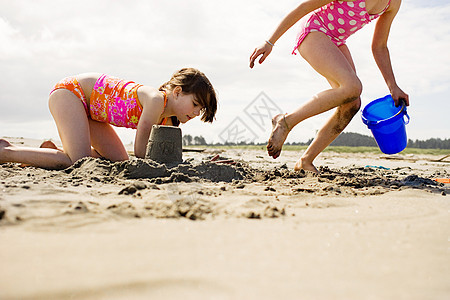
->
[[362, 95, 410, 154]]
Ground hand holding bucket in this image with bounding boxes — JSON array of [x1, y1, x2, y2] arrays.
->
[[362, 95, 410, 154]]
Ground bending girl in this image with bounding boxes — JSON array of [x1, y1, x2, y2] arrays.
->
[[0, 68, 217, 169]]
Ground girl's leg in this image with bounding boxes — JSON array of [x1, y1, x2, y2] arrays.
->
[[0, 138, 71, 169], [295, 44, 361, 172], [0, 89, 128, 169], [88, 119, 129, 161], [49, 89, 93, 164], [0, 89, 92, 169], [18, 121, 128, 164], [267, 32, 362, 168], [18, 140, 60, 167], [51, 91, 129, 162], [39, 140, 103, 159]]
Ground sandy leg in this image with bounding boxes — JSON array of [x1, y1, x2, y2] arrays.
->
[[267, 114, 290, 159]]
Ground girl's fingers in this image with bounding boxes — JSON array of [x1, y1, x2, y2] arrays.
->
[[250, 47, 267, 68], [250, 50, 261, 68], [259, 53, 267, 64]]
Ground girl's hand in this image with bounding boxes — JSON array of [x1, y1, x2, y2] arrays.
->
[[390, 86, 409, 107], [249, 42, 273, 68]]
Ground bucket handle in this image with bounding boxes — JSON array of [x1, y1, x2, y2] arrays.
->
[[403, 111, 410, 125], [399, 99, 409, 125], [362, 102, 407, 126]]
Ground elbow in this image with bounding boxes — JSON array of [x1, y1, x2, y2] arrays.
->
[[371, 42, 388, 55]]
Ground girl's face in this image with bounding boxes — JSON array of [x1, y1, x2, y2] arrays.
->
[[174, 91, 204, 123]]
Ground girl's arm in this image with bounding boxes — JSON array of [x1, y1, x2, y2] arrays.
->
[[249, 0, 333, 68], [372, 0, 409, 106], [134, 88, 165, 158]]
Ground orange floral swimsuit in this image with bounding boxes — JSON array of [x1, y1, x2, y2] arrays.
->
[[50, 74, 168, 129]]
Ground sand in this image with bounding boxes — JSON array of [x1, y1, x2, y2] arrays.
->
[[1, 137, 449, 299]]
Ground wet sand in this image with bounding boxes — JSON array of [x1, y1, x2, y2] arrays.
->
[[1, 137, 449, 299]]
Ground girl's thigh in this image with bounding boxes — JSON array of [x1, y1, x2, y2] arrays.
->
[[298, 32, 357, 86], [337, 44, 356, 72], [88, 120, 129, 161], [49, 89, 92, 162]]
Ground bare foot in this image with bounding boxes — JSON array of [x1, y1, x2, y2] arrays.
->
[[40, 140, 61, 151], [267, 114, 290, 159], [294, 157, 319, 175], [0, 139, 13, 163]]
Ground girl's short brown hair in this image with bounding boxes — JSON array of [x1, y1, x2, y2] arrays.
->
[[159, 68, 217, 123]]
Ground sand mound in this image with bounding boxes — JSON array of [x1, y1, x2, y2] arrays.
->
[[1, 153, 448, 225], [65, 157, 251, 182]]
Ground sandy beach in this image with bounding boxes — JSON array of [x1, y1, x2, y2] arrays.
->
[[1, 137, 449, 300]]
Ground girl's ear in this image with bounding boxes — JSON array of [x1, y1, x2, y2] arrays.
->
[[172, 86, 182, 98]]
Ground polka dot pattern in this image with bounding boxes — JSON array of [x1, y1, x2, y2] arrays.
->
[[293, 0, 391, 52]]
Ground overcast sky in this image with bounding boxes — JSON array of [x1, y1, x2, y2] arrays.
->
[[1, 0, 449, 145]]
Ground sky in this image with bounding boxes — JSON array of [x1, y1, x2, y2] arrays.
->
[[1, 0, 449, 146]]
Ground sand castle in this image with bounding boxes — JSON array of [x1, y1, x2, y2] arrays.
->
[[145, 125, 183, 163]]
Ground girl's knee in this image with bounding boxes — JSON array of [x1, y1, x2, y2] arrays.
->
[[342, 78, 362, 103], [48, 91, 64, 114]]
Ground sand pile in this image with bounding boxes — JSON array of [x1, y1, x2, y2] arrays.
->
[[1, 152, 448, 224], [65, 156, 250, 183]]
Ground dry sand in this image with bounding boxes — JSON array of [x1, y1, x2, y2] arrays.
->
[[1, 137, 449, 300]]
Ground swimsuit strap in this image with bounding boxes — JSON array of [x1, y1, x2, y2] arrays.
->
[[160, 90, 167, 107], [160, 90, 168, 125]]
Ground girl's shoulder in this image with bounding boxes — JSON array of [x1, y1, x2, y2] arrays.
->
[[137, 86, 166, 112]]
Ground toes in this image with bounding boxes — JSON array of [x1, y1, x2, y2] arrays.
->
[[273, 150, 281, 159], [268, 148, 281, 159]]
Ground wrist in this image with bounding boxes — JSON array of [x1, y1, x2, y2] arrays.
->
[[265, 40, 275, 47], [385, 78, 397, 90], [387, 82, 398, 93]]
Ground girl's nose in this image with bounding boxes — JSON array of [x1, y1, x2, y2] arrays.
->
[[193, 108, 201, 116]]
